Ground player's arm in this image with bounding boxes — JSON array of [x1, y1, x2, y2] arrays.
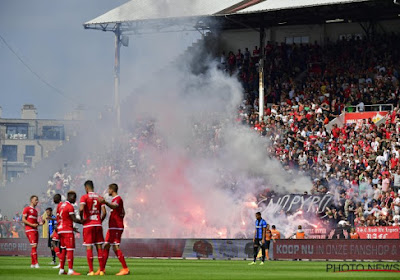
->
[[99, 197, 118, 210], [79, 201, 85, 223], [262, 226, 266, 244], [22, 213, 38, 228], [253, 229, 257, 242], [69, 212, 82, 224], [100, 204, 106, 222]]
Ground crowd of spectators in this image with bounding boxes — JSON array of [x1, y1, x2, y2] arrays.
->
[[4, 34, 400, 239], [226, 34, 400, 233], [0, 209, 24, 238]]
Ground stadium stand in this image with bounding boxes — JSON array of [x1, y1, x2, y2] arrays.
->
[[2, 0, 400, 239], [5, 34, 397, 240]]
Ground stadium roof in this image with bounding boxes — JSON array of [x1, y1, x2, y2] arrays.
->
[[84, 0, 400, 32], [237, 0, 370, 14], [84, 0, 370, 25], [84, 0, 242, 25]]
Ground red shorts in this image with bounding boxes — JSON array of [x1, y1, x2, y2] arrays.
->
[[60, 233, 75, 250], [25, 230, 38, 246], [83, 226, 104, 246], [105, 229, 124, 245], [51, 231, 60, 241]]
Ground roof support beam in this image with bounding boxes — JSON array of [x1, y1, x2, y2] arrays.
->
[[114, 24, 121, 129], [258, 16, 265, 122]]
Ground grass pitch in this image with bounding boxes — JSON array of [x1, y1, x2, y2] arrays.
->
[[0, 257, 399, 280]]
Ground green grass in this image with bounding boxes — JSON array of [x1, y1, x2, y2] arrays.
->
[[0, 257, 400, 280]]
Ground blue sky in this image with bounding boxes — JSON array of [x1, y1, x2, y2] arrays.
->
[[0, 0, 199, 119]]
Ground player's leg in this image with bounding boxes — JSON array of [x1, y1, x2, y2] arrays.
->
[[114, 244, 128, 269], [59, 249, 67, 274], [103, 243, 111, 266], [66, 233, 80, 275], [27, 231, 34, 267], [94, 226, 105, 275], [249, 239, 259, 265], [66, 249, 76, 274], [83, 227, 95, 275], [114, 230, 128, 273], [261, 243, 266, 263], [51, 231, 61, 265], [114, 244, 129, 275], [253, 240, 259, 262], [86, 246, 95, 275], [51, 248, 56, 263], [26, 231, 36, 267], [105, 229, 129, 274], [59, 234, 67, 275], [265, 241, 270, 261], [49, 235, 56, 264], [31, 231, 39, 267], [31, 244, 38, 267], [52, 240, 61, 268], [103, 230, 111, 266], [95, 244, 105, 275]]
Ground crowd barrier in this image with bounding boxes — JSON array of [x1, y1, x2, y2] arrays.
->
[[1, 238, 400, 260]]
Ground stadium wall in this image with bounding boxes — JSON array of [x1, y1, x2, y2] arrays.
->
[[1, 238, 400, 261], [218, 19, 400, 52]]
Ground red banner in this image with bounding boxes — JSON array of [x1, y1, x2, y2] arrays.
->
[[273, 240, 400, 260], [0, 238, 186, 258], [356, 226, 400, 239], [345, 111, 388, 124]]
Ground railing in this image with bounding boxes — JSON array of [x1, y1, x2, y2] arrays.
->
[[326, 112, 345, 132], [344, 104, 393, 113]]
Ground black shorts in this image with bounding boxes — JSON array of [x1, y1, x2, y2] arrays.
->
[[254, 238, 266, 248], [265, 240, 271, 249]]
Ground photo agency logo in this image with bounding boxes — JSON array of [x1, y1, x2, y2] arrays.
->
[[326, 263, 400, 273]]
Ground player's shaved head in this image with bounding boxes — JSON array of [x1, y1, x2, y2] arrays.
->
[[30, 195, 38, 202], [53, 194, 61, 204], [109, 183, 118, 193], [67, 191, 77, 203], [84, 180, 94, 191]]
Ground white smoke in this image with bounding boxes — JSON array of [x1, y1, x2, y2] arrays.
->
[[0, 0, 315, 238], [118, 50, 313, 238]]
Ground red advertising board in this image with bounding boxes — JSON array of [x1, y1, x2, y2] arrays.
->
[[3, 238, 400, 260], [345, 111, 388, 124], [356, 226, 400, 239], [273, 240, 400, 260], [0, 238, 186, 258]]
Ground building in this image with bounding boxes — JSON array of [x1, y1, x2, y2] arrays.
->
[[0, 105, 80, 185]]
